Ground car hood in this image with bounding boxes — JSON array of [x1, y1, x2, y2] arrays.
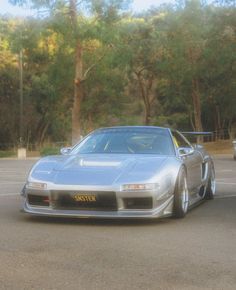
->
[[30, 154, 170, 186]]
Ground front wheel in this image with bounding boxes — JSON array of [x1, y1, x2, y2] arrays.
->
[[173, 168, 189, 218], [204, 166, 216, 200]]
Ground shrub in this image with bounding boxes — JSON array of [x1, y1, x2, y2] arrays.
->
[[0, 150, 15, 158], [40, 147, 60, 156]]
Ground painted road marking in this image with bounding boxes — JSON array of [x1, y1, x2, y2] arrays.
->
[[216, 169, 233, 172], [0, 169, 26, 172], [215, 194, 236, 199], [0, 182, 24, 185], [0, 193, 20, 197], [216, 182, 236, 185]]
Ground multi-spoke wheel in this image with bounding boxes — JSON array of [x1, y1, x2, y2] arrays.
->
[[173, 167, 189, 218]]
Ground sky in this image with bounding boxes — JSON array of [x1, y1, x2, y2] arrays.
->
[[0, 0, 174, 17]]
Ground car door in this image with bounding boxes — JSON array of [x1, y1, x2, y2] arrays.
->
[[171, 130, 203, 195]]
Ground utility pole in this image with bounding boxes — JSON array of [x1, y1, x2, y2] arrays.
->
[[18, 48, 26, 159], [19, 49, 23, 147]]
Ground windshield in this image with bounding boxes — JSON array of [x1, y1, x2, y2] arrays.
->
[[71, 128, 175, 156]]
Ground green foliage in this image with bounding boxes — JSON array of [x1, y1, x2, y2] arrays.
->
[[40, 146, 60, 156], [0, 0, 236, 147], [0, 150, 16, 158]]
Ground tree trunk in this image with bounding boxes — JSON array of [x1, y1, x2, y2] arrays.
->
[[72, 40, 83, 145], [144, 101, 151, 125], [69, 0, 84, 145], [192, 79, 203, 142], [87, 112, 94, 133], [136, 72, 152, 126], [189, 109, 195, 131], [39, 121, 49, 146], [216, 104, 224, 139]]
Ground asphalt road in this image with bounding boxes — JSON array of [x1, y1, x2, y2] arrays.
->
[[0, 156, 236, 290]]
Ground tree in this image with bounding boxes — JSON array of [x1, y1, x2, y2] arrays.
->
[[10, 0, 130, 143], [117, 16, 161, 125], [152, 1, 208, 135], [2, 0, 236, 147], [202, 3, 236, 138]]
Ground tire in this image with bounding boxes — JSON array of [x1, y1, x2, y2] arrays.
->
[[204, 165, 216, 200], [173, 167, 189, 218]]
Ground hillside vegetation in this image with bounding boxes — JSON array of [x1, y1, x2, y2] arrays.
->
[[0, 0, 236, 148]]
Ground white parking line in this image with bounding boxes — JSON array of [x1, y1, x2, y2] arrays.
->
[[0, 182, 24, 185], [215, 194, 236, 199], [216, 182, 236, 185], [0, 193, 20, 197], [0, 170, 23, 172]]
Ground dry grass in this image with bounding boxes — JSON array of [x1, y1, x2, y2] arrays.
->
[[203, 140, 234, 154], [27, 150, 40, 157]]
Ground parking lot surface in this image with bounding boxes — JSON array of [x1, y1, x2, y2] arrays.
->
[[0, 156, 236, 290]]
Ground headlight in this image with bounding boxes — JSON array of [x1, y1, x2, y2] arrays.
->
[[26, 182, 47, 190], [121, 183, 159, 191]]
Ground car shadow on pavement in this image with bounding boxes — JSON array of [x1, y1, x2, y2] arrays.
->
[[21, 213, 173, 227], [19, 200, 210, 227]]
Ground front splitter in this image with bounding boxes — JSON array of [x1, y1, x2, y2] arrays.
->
[[22, 196, 174, 219]]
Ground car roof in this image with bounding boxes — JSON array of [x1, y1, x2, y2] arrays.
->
[[94, 126, 170, 132]]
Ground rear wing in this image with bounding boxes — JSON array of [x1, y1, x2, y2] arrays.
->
[[181, 131, 213, 136]]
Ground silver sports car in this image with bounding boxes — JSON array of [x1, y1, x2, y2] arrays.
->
[[21, 126, 216, 219]]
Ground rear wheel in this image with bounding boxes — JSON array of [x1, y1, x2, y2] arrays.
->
[[204, 166, 216, 200], [173, 168, 189, 218]]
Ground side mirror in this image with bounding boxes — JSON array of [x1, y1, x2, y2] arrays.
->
[[178, 147, 194, 157], [60, 147, 72, 155]]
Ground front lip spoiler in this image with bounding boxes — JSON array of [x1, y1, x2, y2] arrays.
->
[[22, 196, 174, 219]]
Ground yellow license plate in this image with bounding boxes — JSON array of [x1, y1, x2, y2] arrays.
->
[[74, 194, 97, 202]]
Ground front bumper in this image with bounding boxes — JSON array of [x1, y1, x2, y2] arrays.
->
[[21, 188, 174, 219]]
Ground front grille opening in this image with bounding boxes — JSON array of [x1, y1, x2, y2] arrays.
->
[[53, 191, 117, 211], [123, 197, 153, 209], [28, 194, 50, 207]]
